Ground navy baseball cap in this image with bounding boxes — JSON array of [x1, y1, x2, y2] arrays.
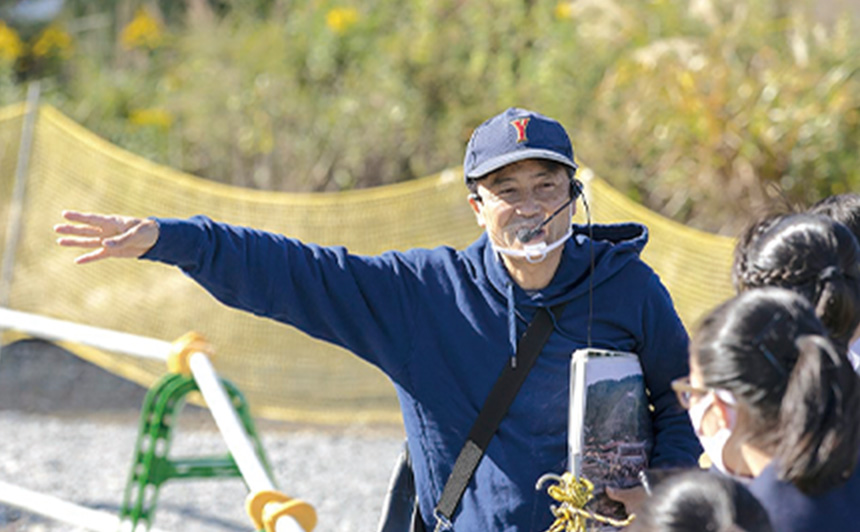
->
[[463, 107, 578, 182]]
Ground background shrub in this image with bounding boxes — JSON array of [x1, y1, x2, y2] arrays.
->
[[1, 0, 857, 234]]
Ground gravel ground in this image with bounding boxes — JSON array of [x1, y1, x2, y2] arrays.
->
[[0, 340, 405, 532]]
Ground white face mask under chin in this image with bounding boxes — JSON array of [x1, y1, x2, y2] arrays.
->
[[492, 226, 573, 263], [491, 203, 575, 264], [490, 203, 575, 263], [689, 389, 738, 477]]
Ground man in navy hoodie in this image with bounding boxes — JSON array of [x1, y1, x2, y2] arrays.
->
[[56, 108, 700, 531]]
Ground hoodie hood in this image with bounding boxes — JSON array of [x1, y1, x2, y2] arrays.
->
[[464, 221, 649, 308], [462, 221, 649, 365]]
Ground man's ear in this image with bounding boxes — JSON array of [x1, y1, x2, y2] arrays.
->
[[468, 193, 486, 228]]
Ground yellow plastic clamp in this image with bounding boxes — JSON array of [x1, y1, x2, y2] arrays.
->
[[246, 490, 317, 532], [167, 331, 214, 376]]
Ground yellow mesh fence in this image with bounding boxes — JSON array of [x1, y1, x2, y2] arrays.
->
[[0, 105, 735, 424]]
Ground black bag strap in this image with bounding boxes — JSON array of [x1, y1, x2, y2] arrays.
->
[[432, 303, 566, 531]]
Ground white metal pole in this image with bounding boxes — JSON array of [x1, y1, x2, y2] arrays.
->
[[0, 307, 310, 531], [187, 351, 305, 532], [188, 351, 273, 490], [0, 479, 170, 532], [0, 307, 171, 361]]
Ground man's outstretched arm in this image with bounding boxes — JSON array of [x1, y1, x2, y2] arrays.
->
[[56, 212, 419, 374], [54, 210, 159, 264]]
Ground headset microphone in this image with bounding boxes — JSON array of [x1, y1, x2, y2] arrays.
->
[[516, 178, 583, 243], [516, 198, 573, 243]]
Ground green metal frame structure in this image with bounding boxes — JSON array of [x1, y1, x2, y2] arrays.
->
[[119, 372, 274, 530]]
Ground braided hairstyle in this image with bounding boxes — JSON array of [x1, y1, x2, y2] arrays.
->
[[692, 288, 860, 495], [808, 193, 860, 242], [732, 213, 860, 350]]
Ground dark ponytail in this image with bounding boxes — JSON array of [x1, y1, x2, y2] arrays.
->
[[777, 334, 860, 494], [692, 287, 860, 495], [812, 266, 860, 350]]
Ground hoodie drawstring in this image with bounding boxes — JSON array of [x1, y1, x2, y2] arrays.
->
[[507, 281, 517, 368]]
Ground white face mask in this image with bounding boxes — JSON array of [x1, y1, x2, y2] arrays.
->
[[491, 201, 575, 264], [688, 389, 737, 476], [492, 225, 573, 263]]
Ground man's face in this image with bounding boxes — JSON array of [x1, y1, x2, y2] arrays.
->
[[468, 159, 574, 253]]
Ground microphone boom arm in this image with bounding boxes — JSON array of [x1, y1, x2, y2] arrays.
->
[[517, 197, 574, 243]]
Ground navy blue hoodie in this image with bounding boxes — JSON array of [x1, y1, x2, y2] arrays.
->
[[749, 458, 860, 532], [142, 216, 700, 531]]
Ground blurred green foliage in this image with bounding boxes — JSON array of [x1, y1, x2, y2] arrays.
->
[[0, 0, 858, 234]]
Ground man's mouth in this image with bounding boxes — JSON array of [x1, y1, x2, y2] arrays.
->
[[512, 224, 545, 244]]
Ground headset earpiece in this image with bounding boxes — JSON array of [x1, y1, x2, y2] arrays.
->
[[570, 178, 583, 201]]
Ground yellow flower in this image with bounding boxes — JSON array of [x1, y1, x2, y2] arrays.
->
[[31, 25, 73, 59], [326, 7, 360, 34], [0, 21, 24, 63], [129, 108, 173, 129], [121, 8, 164, 50], [678, 70, 696, 92], [554, 2, 574, 20]]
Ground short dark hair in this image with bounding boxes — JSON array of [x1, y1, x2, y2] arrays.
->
[[808, 193, 860, 243], [465, 159, 575, 197], [692, 287, 860, 495], [629, 470, 773, 532], [732, 213, 860, 350]]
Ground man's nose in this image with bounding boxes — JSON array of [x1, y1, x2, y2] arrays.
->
[[516, 192, 543, 216]]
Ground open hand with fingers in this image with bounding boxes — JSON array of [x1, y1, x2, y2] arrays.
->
[[54, 211, 159, 264]]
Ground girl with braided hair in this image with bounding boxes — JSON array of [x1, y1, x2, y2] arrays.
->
[[808, 193, 860, 240], [808, 193, 860, 370], [673, 287, 860, 531], [732, 212, 860, 370]]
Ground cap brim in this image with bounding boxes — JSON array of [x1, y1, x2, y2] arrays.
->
[[465, 149, 578, 179]]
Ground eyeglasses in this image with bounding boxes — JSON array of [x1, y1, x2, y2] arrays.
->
[[670, 376, 712, 410]]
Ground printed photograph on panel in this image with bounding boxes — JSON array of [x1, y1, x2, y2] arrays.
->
[[578, 351, 653, 527]]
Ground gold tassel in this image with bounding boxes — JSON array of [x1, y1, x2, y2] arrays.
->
[[537, 472, 636, 532]]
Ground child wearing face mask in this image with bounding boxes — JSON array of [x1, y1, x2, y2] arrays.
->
[[676, 287, 860, 532]]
